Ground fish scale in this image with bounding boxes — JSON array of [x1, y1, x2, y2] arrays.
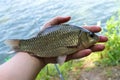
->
[[5, 24, 99, 57], [20, 30, 79, 57]]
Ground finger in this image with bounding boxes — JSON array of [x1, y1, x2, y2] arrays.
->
[[83, 26, 101, 32], [98, 36, 108, 42], [90, 44, 105, 52], [44, 16, 71, 28], [66, 49, 92, 61]]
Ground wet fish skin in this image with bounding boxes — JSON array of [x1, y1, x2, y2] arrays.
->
[[5, 24, 99, 57], [18, 24, 99, 57]]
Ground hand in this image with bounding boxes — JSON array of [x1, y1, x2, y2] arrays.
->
[[39, 16, 108, 66]]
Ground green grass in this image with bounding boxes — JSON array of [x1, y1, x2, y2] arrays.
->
[[36, 60, 84, 80], [96, 10, 120, 66], [36, 53, 100, 80]]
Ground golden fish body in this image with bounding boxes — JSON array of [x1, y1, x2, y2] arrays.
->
[[5, 24, 99, 57]]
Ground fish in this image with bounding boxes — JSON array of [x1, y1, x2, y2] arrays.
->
[[4, 24, 99, 64]]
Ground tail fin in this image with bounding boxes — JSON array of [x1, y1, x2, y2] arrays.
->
[[4, 40, 20, 49]]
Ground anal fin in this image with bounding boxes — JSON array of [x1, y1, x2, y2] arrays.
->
[[57, 55, 67, 65]]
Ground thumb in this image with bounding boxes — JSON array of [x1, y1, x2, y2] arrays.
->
[[44, 16, 71, 28]]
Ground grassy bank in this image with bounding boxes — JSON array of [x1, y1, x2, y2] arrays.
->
[[96, 11, 120, 66]]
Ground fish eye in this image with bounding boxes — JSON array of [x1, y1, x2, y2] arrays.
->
[[89, 32, 95, 38]]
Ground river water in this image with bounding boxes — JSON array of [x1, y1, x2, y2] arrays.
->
[[0, 0, 119, 64]]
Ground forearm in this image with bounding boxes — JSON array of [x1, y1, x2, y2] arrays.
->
[[0, 52, 44, 80]]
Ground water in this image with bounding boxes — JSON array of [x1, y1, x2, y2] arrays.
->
[[0, 0, 119, 64]]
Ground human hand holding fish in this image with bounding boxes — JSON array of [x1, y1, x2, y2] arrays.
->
[[0, 16, 108, 80], [38, 16, 108, 65], [4, 16, 108, 65]]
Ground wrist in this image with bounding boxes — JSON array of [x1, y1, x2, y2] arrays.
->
[[0, 52, 45, 80]]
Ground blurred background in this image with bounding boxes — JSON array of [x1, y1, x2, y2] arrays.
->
[[0, 0, 120, 80]]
